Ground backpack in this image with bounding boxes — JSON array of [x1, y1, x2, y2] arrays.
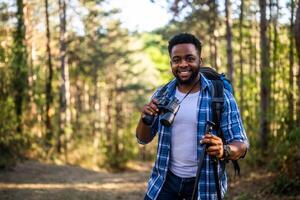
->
[[200, 66, 240, 176]]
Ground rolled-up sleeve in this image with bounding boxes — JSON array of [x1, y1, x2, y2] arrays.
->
[[220, 89, 249, 148], [136, 116, 158, 145]]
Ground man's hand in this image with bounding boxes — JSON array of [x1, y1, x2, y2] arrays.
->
[[141, 98, 159, 118], [201, 135, 248, 160], [201, 134, 224, 159], [136, 98, 160, 144]]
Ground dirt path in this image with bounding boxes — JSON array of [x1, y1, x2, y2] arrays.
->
[[0, 161, 150, 200], [0, 160, 299, 200]]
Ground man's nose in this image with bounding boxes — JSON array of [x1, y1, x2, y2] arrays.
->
[[178, 59, 188, 67]]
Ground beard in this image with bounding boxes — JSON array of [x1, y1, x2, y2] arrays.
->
[[174, 66, 200, 85]]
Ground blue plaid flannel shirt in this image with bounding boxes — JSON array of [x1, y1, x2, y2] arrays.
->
[[138, 73, 249, 200]]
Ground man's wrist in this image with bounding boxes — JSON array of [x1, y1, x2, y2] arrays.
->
[[222, 144, 232, 160]]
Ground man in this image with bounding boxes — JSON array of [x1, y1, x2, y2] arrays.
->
[[136, 33, 248, 200]]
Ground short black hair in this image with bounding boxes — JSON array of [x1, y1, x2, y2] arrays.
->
[[168, 33, 202, 55]]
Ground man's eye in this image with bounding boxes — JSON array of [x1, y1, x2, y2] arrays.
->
[[172, 58, 180, 63], [186, 57, 195, 62]]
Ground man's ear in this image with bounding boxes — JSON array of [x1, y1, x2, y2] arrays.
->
[[199, 57, 203, 65]]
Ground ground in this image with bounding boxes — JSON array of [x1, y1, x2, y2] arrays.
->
[[0, 160, 299, 200]]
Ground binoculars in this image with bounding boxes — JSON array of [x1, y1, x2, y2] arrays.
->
[[142, 95, 180, 127]]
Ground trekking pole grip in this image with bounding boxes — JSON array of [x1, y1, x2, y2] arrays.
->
[[191, 121, 215, 200]]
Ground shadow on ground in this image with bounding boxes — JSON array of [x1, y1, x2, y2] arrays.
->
[[0, 160, 150, 200]]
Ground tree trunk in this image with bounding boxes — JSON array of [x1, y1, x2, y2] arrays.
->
[[45, 0, 54, 152], [295, 0, 300, 125], [268, 0, 275, 126], [288, 0, 295, 130], [238, 0, 244, 116], [58, 0, 71, 162], [83, 82, 90, 111], [115, 93, 121, 162], [106, 88, 113, 145], [259, 0, 271, 149], [208, 0, 219, 70], [269, 0, 279, 134], [93, 75, 101, 165], [23, 0, 36, 123], [74, 76, 82, 133], [225, 0, 234, 86], [115, 76, 123, 162], [12, 0, 27, 134]]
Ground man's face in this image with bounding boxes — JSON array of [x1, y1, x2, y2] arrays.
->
[[170, 43, 201, 85]]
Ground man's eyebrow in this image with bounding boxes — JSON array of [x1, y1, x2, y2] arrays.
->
[[185, 54, 195, 56], [172, 53, 195, 58]]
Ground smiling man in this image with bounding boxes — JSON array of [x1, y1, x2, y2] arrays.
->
[[136, 33, 248, 200]]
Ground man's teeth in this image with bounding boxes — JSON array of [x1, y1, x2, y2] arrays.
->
[[178, 71, 191, 77], [178, 69, 191, 72], [178, 70, 191, 74]]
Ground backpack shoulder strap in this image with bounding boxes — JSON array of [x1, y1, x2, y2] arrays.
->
[[211, 80, 224, 130], [210, 80, 225, 200], [211, 79, 241, 176]]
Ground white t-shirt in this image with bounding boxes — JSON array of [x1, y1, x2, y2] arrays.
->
[[169, 87, 199, 178]]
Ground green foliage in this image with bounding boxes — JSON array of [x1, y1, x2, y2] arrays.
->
[[102, 132, 134, 171], [270, 128, 300, 177], [0, 97, 18, 168], [269, 175, 300, 196], [267, 128, 300, 196], [142, 33, 172, 84], [0, 70, 28, 169], [244, 136, 266, 167]]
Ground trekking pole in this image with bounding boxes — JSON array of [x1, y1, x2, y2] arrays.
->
[[212, 153, 222, 200], [191, 121, 215, 200]]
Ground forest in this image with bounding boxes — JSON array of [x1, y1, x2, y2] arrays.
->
[[0, 0, 300, 199]]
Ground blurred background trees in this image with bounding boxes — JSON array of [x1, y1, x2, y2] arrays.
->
[[0, 0, 299, 189]]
